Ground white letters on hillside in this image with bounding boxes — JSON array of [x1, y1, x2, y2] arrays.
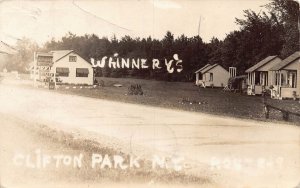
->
[[90, 53, 183, 73]]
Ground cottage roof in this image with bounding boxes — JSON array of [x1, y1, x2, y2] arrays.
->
[[201, 63, 219, 73], [245, 56, 277, 73], [270, 51, 300, 71], [195, 64, 211, 73], [50, 50, 73, 62], [0, 41, 17, 54]]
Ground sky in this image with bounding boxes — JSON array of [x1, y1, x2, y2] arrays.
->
[[0, 0, 269, 46]]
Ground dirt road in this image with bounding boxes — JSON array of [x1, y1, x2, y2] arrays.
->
[[0, 82, 299, 187]]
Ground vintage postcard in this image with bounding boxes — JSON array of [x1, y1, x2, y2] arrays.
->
[[0, 0, 299, 187]]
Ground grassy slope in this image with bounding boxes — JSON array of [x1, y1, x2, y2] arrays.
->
[[0, 113, 209, 186]]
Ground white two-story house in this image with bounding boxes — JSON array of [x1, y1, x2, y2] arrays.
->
[[32, 50, 94, 85], [51, 50, 93, 85]]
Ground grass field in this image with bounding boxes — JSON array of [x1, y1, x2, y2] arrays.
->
[[53, 77, 300, 125]]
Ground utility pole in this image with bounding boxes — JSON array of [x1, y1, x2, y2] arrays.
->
[[33, 52, 37, 87], [198, 16, 202, 37]]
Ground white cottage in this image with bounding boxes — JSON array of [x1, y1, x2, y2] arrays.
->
[[270, 51, 300, 99], [32, 50, 94, 85], [245, 56, 282, 95], [51, 50, 93, 85], [195, 64, 229, 87], [0, 41, 17, 70]]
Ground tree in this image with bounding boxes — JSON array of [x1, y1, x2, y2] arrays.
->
[[6, 37, 39, 73], [265, 0, 299, 58], [41, 0, 297, 82]]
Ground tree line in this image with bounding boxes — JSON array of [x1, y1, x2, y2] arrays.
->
[[4, 0, 299, 82]]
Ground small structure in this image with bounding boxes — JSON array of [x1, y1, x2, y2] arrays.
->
[[227, 75, 247, 93], [269, 51, 300, 99], [229, 67, 237, 78], [195, 64, 211, 86], [32, 50, 94, 86], [195, 64, 229, 87], [245, 56, 282, 95], [32, 52, 54, 88]]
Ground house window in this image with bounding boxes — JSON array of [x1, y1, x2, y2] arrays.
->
[[288, 71, 297, 88], [199, 74, 203, 80], [69, 56, 77, 62], [56, 67, 69, 77], [280, 72, 288, 86], [260, 72, 268, 86], [209, 73, 213, 81], [76, 68, 89, 77]]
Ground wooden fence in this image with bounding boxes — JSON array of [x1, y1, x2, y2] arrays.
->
[[263, 96, 300, 121]]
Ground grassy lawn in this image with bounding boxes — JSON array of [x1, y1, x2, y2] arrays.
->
[[54, 77, 300, 125]]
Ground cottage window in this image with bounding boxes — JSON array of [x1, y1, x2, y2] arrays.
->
[[199, 74, 203, 80], [209, 73, 213, 81], [288, 71, 297, 88], [76, 68, 89, 77], [69, 56, 77, 62], [260, 72, 268, 86], [280, 73, 287, 86], [56, 67, 69, 77]]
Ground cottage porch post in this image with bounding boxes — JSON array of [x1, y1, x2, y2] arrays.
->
[[279, 70, 282, 98], [33, 52, 37, 88], [247, 73, 250, 85], [270, 71, 273, 85]]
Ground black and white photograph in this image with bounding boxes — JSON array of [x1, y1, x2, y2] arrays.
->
[[0, 0, 299, 187]]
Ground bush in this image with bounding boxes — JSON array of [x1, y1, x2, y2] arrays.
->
[[128, 84, 143, 95], [94, 79, 104, 87], [99, 80, 105, 87]]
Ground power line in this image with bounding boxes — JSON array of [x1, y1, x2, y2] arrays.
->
[[72, 0, 132, 32]]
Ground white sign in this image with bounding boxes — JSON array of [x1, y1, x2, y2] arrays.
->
[[45, 72, 55, 77]]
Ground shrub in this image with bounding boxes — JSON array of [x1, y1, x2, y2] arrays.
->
[[128, 84, 143, 95], [99, 80, 105, 87]]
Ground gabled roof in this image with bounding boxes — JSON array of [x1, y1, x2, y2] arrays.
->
[[195, 64, 211, 73], [270, 51, 300, 71], [0, 40, 17, 54], [245, 56, 278, 73], [51, 50, 92, 65], [202, 63, 219, 73], [50, 50, 73, 62]]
